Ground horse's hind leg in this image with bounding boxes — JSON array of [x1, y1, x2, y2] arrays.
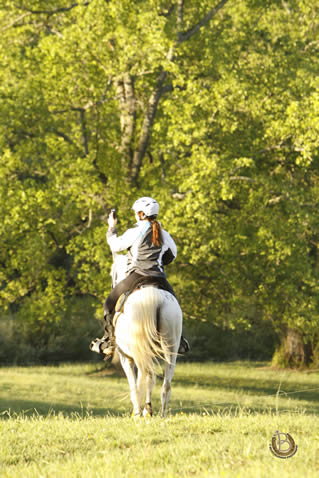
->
[[119, 354, 141, 417], [143, 372, 156, 417], [161, 356, 177, 417]]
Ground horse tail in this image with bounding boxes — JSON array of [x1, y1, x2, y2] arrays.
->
[[125, 287, 172, 375]]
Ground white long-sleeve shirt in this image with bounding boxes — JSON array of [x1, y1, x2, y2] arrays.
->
[[107, 220, 177, 277]]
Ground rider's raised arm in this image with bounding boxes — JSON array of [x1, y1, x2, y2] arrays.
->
[[107, 226, 140, 253]]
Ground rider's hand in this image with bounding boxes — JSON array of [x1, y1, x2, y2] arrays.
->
[[108, 212, 117, 229]]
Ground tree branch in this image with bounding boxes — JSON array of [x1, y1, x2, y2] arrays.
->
[[129, 69, 168, 183], [159, 152, 167, 184], [178, 0, 230, 43], [16, 1, 91, 15], [79, 109, 89, 156], [51, 109, 89, 155], [177, 0, 184, 28], [49, 80, 113, 115], [158, 4, 175, 18], [1, 12, 31, 32], [123, 1, 230, 183], [115, 73, 137, 170], [229, 176, 256, 182], [12, 128, 78, 149], [96, 77, 113, 106], [49, 129, 78, 148]]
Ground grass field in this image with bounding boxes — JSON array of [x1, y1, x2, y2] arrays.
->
[[0, 361, 318, 477]]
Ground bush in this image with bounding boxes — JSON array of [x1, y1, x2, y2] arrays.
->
[[181, 318, 278, 362], [0, 297, 279, 364], [0, 296, 102, 365]]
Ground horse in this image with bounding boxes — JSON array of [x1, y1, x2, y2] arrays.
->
[[111, 253, 183, 417]]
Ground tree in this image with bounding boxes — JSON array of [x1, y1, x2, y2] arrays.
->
[[154, 0, 319, 366], [0, 0, 232, 340], [0, 0, 318, 366]]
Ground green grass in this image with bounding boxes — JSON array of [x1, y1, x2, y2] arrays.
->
[[0, 361, 318, 477]]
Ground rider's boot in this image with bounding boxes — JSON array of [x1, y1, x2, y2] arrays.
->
[[178, 335, 190, 354], [89, 313, 116, 358]]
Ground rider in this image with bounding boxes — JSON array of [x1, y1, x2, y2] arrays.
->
[[90, 196, 189, 358]]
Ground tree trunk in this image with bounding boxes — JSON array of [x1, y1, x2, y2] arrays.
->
[[273, 328, 313, 367], [115, 74, 136, 173]]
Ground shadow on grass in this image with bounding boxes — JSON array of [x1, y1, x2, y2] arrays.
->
[[170, 374, 319, 407], [0, 398, 124, 419], [2, 363, 319, 418], [88, 365, 319, 415], [164, 400, 319, 416]]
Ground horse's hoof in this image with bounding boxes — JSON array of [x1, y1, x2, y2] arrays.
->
[[132, 411, 142, 421]]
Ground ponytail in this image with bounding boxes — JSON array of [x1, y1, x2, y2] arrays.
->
[[150, 218, 162, 247], [137, 211, 162, 246]]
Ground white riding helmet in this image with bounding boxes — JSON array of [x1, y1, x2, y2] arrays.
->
[[132, 197, 159, 217]]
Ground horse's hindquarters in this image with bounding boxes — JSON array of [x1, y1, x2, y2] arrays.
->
[[115, 287, 182, 367], [115, 313, 133, 358], [157, 292, 182, 354], [115, 287, 183, 417]]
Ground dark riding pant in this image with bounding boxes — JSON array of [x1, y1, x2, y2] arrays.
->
[[98, 272, 188, 356], [103, 271, 175, 318]]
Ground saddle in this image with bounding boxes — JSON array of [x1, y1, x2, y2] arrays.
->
[[112, 278, 165, 327], [111, 279, 190, 355]]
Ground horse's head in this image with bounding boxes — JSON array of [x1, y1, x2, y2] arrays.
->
[[111, 253, 128, 287]]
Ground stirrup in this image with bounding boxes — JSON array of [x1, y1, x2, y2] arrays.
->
[[89, 337, 105, 354], [178, 336, 190, 354], [89, 337, 115, 357], [100, 339, 115, 358]]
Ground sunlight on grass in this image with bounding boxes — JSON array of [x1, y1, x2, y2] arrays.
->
[[0, 362, 318, 477]]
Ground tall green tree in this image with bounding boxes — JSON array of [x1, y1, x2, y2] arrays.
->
[[0, 0, 318, 366], [0, 0, 232, 334], [156, 0, 319, 365]]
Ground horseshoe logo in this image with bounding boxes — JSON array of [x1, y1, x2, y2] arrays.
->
[[269, 430, 298, 459]]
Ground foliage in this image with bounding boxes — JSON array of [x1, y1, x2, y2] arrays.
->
[[0, 1, 318, 365], [0, 297, 101, 364]]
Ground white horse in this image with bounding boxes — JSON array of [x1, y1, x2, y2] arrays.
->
[[111, 253, 182, 417]]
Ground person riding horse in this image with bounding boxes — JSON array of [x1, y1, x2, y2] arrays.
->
[[90, 196, 189, 358]]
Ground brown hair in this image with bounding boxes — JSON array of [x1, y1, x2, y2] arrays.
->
[[137, 211, 162, 247]]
